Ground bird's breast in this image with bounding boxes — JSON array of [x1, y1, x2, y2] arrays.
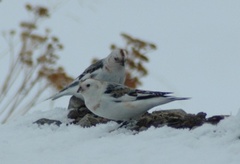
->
[[92, 103, 100, 111]]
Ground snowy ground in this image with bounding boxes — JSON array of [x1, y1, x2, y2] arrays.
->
[[1, 108, 240, 164]]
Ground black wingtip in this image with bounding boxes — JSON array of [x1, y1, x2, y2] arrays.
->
[[174, 97, 191, 101]]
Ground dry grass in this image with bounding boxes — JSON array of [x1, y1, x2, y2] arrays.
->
[[0, 4, 73, 123]]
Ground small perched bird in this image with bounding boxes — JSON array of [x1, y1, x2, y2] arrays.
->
[[49, 49, 127, 100], [78, 78, 189, 121]]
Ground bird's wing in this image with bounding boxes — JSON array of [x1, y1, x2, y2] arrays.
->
[[104, 83, 171, 102], [53, 59, 104, 97], [55, 80, 79, 95], [78, 59, 104, 80], [134, 89, 172, 100]]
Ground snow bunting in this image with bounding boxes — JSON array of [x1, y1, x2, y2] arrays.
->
[[78, 78, 189, 121], [49, 49, 127, 100]]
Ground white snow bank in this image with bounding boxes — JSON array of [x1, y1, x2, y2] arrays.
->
[[0, 108, 240, 164]]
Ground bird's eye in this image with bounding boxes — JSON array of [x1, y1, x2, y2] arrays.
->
[[114, 57, 118, 61], [86, 84, 90, 88]]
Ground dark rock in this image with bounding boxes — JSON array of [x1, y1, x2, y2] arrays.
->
[[76, 114, 109, 127], [67, 106, 91, 119], [33, 97, 228, 131], [133, 109, 199, 131], [197, 112, 207, 119], [130, 110, 208, 131], [34, 118, 62, 126], [68, 96, 85, 109], [136, 113, 153, 129], [171, 113, 206, 129], [206, 115, 229, 125]]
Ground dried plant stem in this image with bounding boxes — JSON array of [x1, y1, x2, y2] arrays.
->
[[0, 53, 21, 101], [18, 83, 50, 116], [1, 75, 41, 123], [0, 4, 74, 123]]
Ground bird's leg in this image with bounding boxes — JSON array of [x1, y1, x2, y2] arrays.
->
[[108, 120, 138, 133], [118, 119, 138, 129], [108, 121, 129, 133], [118, 120, 130, 128]]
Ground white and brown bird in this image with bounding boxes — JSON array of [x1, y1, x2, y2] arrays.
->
[[49, 49, 127, 100], [78, 78, 189, 121]]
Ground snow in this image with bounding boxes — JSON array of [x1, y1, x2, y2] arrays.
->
[[1, 1, 240, 163], [1, 108, 240, 164]]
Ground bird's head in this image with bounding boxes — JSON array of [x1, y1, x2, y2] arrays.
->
[[108, 49, 127, 67], [77, 78, 103, 96]]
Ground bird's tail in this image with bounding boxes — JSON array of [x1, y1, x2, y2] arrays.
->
[[170, 97, 190, 101], [45, 80, 80, 101], [43, 92, 66, 102]]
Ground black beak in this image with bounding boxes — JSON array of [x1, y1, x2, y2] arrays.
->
[[77, 86, 82, 93]]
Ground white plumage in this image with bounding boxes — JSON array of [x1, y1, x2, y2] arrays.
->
[[49, 49, 127, 100], [78, 78, 189, 121]]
